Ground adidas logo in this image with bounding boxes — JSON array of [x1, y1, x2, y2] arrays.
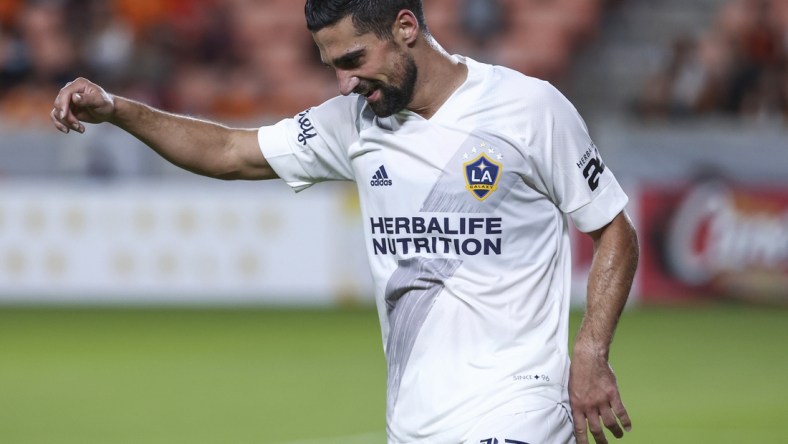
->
[[370, 165, 393, 187]]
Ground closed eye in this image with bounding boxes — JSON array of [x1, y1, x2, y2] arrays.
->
[[332, 49, 365, 70]]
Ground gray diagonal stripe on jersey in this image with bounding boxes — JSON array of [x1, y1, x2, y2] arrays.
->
[[421, 132, 521, 213], [385, 257, 462, 419]]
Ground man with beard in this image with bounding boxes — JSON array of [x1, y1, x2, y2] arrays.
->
[[51, 1, 638, 443]]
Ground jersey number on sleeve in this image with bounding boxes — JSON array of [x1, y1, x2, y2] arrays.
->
[[582, 157, 605, 191]]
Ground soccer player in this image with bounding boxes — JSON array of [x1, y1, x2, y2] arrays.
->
[[51, 1, 639, 443]]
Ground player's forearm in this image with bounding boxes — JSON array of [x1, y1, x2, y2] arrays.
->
[[574, 212, 639, 358], [108, 97, 251, 179]]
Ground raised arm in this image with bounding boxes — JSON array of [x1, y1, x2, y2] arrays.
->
[[569, 210, 639, 444], [51, 77, 277, 181]]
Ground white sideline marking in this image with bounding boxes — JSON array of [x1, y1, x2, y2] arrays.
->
[[276, 431, 385, 444]]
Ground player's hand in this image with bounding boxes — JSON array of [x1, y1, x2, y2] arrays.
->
[[51, 77, 115, 134], [568, 348, 631, 444]]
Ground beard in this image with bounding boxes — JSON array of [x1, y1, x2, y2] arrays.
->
[[358, 53, 418, 117]]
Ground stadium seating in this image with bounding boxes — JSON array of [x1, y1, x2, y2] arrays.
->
[[0, 0, 608, 124]]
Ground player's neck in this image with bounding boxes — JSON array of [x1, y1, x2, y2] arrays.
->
[[407, 37, 468, 120]]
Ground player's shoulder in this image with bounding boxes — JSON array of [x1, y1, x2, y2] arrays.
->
[[310, 94, 367, 121], [307, 94, 371, 135], [464, 57, 588, 142], [469, 57, 574, 114], [500, 67, 570, 110]]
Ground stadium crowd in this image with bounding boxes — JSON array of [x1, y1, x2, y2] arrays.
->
[[637, 0, 788, 122], [3, 0, 785, 125], [0, 0, 607, 126]]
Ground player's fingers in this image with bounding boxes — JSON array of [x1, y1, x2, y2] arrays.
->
[[573, 413, 590, 444], [67, 94, 88, 132], [586, 412, 608, 444], [50, 107, 70, 134], [60, 110, 84, 133], [73, 90, 103, 108], [611, 397, 632, 432], [600, 406, 624, 439], [53, 79, 92, 130], [53, 80, 80, 121]]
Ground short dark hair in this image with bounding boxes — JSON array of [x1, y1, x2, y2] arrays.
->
[[305, 0, 429, 38]]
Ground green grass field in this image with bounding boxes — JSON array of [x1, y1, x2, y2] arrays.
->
[[0, 305, 786, 444]]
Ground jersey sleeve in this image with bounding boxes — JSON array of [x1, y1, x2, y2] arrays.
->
[[257, 95, 361, 192], [524, 82, 628, 233]]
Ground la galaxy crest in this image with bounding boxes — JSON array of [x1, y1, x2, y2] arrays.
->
[[463, 142, 503, 201]]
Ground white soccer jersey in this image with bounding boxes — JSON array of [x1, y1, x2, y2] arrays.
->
[[258, 56, 628, 443]]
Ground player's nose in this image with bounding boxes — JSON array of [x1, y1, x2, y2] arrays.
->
[[337, 70, 360, 96]]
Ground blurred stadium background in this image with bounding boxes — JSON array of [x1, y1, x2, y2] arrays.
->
[[0, 0, 787, 443]]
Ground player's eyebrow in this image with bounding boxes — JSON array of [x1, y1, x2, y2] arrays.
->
[[327, 48, 365, 69]]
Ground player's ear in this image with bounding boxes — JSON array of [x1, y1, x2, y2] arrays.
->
[[393, 10, 419, 46]]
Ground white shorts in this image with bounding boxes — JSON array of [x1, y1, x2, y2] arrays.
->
[[462, 403, 575, 444]]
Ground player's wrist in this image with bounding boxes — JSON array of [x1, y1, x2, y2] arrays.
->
[[106, 95, 129, 126], [572, 340, 611, 360]]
